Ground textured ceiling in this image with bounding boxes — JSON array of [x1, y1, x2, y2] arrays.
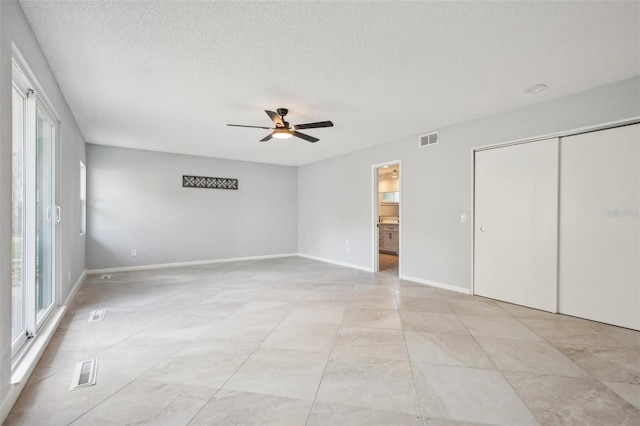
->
[[19, 1, 640, 166]]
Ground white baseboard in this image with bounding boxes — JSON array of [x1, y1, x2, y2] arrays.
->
[[87, 253, 298, 274], [297, 253, 372, 272], [65, 268, 87, 306], [400, 274, 471, 294]]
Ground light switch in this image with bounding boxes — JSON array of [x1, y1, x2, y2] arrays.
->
[[461, 214, 467, 223]]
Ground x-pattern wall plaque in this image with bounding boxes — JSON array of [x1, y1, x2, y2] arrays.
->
[[182, 175, 238, 190]]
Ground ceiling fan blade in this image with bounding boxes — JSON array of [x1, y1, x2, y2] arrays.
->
[[265, 110, 284, 127], [293, 131, 319, 143], [259, 134, 273, 142], [293, 121, 334, 130], [227, 124, 273, 129]]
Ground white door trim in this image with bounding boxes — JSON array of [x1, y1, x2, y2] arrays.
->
[[371, 160, 402, 275]]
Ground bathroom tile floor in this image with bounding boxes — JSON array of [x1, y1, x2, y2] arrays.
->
[[378, 253, 399, 276], [5, 256, 639, 425]]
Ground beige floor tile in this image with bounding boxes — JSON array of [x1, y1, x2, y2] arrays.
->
[[71, 377, 215, 425], [551, 343, 640, 384], [224, 348, 327, 400], [330, 327, 409, 361], [348, 286, 398, 309], [285, 303, 346, 324], [140, 350, 248, 389], [603, 381, 640, 410], [341, 307, 402, 330], [504, 371, 640, 425], [260, 321, 338, 354], [98, 335, 188, 367], [308, 401, 423, 425], [404, 331, 494, 368], [4, 366, 135, 426], [457, 315, 542, 340], [476, 337, 591, 378], [316, 356, 421, 415], [400, 311, 469, 335], [519, 317, 630, 347], [189, 389, 312, 426], [397, 295, 453, 313], [412, 363, 538, 425], [423, 418, 494, 425], [444, 299, 511, 317]]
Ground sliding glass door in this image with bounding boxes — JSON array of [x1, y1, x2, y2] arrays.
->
[[11, 86, 27, 352], [36, 105, 56, 322], [11, 58, 58, 357]]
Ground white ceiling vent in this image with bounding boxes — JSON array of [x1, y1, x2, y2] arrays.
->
[[70, 359, 98, 390], [419, 132, 439, 147]]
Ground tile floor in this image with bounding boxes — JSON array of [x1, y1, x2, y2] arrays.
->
[[5, 256, 640, 425], [378, 253, 399, 276]]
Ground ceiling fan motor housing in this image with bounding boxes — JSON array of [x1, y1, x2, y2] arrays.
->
[[277, 108, 289, 118]]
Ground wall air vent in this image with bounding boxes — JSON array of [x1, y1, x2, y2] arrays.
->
[[70, 359, 98, 390], [419, 131, 439, 147]]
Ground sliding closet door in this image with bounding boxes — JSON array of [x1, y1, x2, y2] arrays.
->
[[559, 124, 639, 330], [474, 138, 559, 312]]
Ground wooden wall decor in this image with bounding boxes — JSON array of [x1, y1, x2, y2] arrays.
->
[[182, 175, 238, 190]]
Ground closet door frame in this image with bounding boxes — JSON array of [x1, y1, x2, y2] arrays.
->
[[470, 117, 640, 308]]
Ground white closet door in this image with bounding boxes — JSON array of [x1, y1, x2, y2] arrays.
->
[[474, 138, 559, 312], [559, 124, 639, 330]]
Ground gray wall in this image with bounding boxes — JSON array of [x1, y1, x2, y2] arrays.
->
[[86, 144, 298, 270], [299, 76, 640, 291], [0, 0, 87, 415]]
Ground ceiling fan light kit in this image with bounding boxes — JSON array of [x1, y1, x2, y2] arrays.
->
[[272, 128, 293, 139], [228, 108, 333, 143]]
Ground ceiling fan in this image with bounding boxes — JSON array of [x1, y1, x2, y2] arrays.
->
[[227, 108, 333, 143]]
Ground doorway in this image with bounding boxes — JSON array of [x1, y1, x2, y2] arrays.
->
[[373, 161, 401, 276]]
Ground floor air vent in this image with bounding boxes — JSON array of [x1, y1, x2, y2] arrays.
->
[[70, 359, 98, 390], [101, 274, 111, 280], [88, 309, 106, 322], [419, 131, 439, 147]]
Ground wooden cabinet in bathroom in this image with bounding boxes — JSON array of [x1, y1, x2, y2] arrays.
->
[[379, 224, 399, 255]]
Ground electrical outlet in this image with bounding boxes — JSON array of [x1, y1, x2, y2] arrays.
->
[[346, 247, 350, 254], [131, 249, 137, 257], [345, 239, 349, 246]]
